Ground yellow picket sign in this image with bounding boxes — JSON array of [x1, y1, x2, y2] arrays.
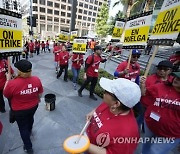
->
[[112, 27, 123, 38], [72, 43, 86, 53], [59, 34, 69, 41]]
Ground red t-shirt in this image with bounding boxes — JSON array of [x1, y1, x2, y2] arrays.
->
[[0, 121, 2, 135], [59, 51, 69, 65], [53, 46, 61, 62], [3, 76, 43, 111], [143, 83, 180, 138], [0, 60, 14, 90], [72, 54, 84, 69], [116, 61, 140, 82], [169, 54, 180, 64], [41, 43, 45, 48], [28, 42, 34, 51], [87, 103, 139, 154], [35, 42, 40, 48], [141, 74, 173, 108], [46, 42, 49, 46], [86, 54, 104, 77]]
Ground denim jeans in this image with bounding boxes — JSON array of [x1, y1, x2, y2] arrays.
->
[[72, 67, 80, 83], [142, 121, 180, 154]]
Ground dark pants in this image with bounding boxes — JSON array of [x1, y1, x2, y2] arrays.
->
[[79, 76, 98, 96], [57, 65, 68, 80], [36, 48, 40, 55], [14, 105, 38, 150], [0, 90, 5, 111], [42, 47, 45, 53], [25, 52, 29, 60]]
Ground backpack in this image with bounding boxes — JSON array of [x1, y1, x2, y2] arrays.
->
[[85, 54, 94, 69]]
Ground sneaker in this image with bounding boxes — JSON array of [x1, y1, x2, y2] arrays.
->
[[57, 74, 60, 79], [0, 109, 6, 113], [73, 83, 77, 90], [78, 90, 82, 97], [23, 146, 34, 154], [89, 95, 97, 101]]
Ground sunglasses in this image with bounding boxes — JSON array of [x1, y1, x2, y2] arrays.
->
[[132, 55, 140, 58], [157, 67, 170, 71]]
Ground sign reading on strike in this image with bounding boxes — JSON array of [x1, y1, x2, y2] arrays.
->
[[112, 20, 125, 39], [59, 31, 69, 42], [70, 31, 78, 43], [123, 11, 152, 49], [72, 38, 87, 54], [149, 0, 180, 46], [0, 8, 22, 54]]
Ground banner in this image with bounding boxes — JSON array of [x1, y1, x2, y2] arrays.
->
[[59, 31, 69, 42], [0, 8, 23, 55], [72, 37, 87, 54], [123, 11, 153, 49], [70, 31, 78, 43], [149, 0, 180, 46], [112, 20, 125, 39]]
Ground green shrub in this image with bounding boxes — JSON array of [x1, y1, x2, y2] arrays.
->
[[68, 68, 114, 98]]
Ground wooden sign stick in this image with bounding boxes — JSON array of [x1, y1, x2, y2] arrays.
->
[[7, 57, 11, 75], [144, 45, 159, 77], [127, 49, 132, 69]]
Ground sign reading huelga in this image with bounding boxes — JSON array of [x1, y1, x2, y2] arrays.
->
[[112, 19, 125, 39], [59, 31, 69, 42], [0, 8, 23, 54], [149, 0, 180, 46], [72, 37, 87, 54]]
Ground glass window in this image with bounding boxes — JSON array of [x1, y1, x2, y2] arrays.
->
[[94, 6, 97, 11], [88, 17, 91, 21], [47, 9, 52, 14], [84, 10, 87, 14], [67, 19, 70, 24], [92, 18, 95, 22], [62, 0, 66, 2], [85, 0, 89, 2], [99, 2, 102, 6], [54, 17, 59, 22], [88, 11, 92, 15], [40, 24, 45, 32], [67, 13, 71, 17], [83, 16, 87, 20], [55, 3, 59, 8], [54, 26, 59, 32], [47, 1, 53, 7], [93, 12, 96, 16], [68, 0, 71, 3], [78, 15, 82, 19], [47, 16, 52, 21], [90, 0, 93, 3], [40, 15, 45, 20], [61, 4, 66, 9], [47, 25, 52, 31], [68, 6, 71, 10], [84, 4, 88, 8], [33, 6, 37, 11], [82, 22, 86, 26], [61, 18, 65, 23], [79, 9, 82, 13], [79, 2, 83, 7], [95, 0, 98, 5], [54, 10, 59, 15], [87, 23, 90, 26], [61, 12, 66, 16], [40, 7, 45, 12], [33, 0, 37, 3], [39, 0, 45, 5], [89, 5, 93, 9]]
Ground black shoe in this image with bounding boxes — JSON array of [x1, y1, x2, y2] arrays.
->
[[23, 146, 34, 154], [57, 74, 60, 79], [89, 95, 97, 101], [0, 109, 6, 113], [78, 90, 82, 97]]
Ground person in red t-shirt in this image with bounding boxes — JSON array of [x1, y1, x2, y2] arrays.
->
[[56, 44, 70, 81], [53, 42, 62, 73], [35, 40, 40, 55], [85, 77, 141, 154], [3, 60, 43, 153], [28, 40, 34, 58], [78, 46, 107, 100], [71, 53, 84, 89], [140, 72, 180, 154], [41, 41, 46, 53], [0, 58, 14, 113], [46, 40, 50, 53], [114, 49, 141, 83]]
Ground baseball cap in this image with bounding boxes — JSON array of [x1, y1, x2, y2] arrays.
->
[[171, 72, 180, 78], [132, 49, 141, 55], [14, 60, 32, 73], [100, 77, 141, 108], [156, 60, 173, 68], [94, 45, 102, 51]]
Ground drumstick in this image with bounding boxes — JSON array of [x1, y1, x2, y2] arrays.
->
[[127, 49, 132, 69], [75, 120, 91, 144]]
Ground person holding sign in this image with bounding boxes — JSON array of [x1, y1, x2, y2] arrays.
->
[[71, 53, 84, 90], [28, 40, 34, 58], [3, 60, 43, 153], [114, 49, 141, 83], [53, 42, 62, 73], [140, 72, 180, 154], [85, 77, 140, 154], [57, 44, 70, 82], [78, 46, 107, 101]]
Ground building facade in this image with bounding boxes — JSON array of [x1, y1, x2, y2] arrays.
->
[[22, 0, 106, 39], [0, 0, 21, 13]]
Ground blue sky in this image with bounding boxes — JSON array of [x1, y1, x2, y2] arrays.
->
[[109, 0, 123, 17]]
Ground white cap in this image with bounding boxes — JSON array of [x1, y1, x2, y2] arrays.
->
[[99, 77, 141, 108]]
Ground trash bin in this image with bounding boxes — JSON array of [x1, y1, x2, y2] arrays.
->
[[44, 94, 56, 111]]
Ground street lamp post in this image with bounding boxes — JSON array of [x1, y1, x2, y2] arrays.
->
[[29, 0, 33, 39]]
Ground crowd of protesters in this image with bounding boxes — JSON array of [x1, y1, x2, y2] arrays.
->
[[0, 38, 179, 154]]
